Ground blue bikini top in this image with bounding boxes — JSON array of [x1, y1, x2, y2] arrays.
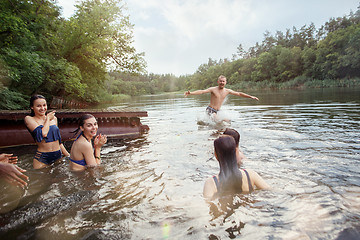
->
[[69, 157, 87, 166], [31, 125, 62, 143], [69, 131, 87, 166]]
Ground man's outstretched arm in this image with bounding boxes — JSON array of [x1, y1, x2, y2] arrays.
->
[[184, 88, 212, 97], [228, 89, 259, 101]]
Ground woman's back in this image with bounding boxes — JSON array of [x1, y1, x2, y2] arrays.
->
[[215, 136, 242, 194], [203, 136, 270, 199]]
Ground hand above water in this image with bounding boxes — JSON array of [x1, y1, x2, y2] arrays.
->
[[0, 153, 18, 164], [46, 110, 56, 121], [94, 133, 107, 148], [250, 96, 259, 101], [0, 162, 29, 188]]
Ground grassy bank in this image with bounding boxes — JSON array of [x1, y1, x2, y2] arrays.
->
[[226, 77, 360, 91], [100, 93, 131, 104], [104, 77, 360, 105]]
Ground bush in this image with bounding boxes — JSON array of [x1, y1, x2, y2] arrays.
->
[[0, 87, 28, 110]]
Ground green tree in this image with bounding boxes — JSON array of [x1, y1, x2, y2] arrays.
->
[[252, 51, 277, 82], [315, 24, 360, 79], [59, 0, 145, 102], [301, 46, 317, 77], [238, 58, 257, 82], [0, 0, 64, 98], [0, 0, 89, 107], [340, 25, 360, 77], [276, 46, 303, 82]]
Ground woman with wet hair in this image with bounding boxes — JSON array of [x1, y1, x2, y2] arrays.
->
[[223, 128, 248, 167], [203, 135, 270, 199], [69, 114, 107, 171], [25, 95, 69, 169]]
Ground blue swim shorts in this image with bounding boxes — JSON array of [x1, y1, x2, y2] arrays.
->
[[34, 150, 62, 165]]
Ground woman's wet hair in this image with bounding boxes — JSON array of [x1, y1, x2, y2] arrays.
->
[[214, 135, 243, 195], [71, 114, 95, 137], [29, 94, 46, 116], [223, 128, 240, 146]]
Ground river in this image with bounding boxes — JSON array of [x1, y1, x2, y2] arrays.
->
[[0, 87, 359, 239]]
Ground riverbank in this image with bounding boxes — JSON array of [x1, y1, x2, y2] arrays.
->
[[2, 78, 359, 110], [104, 77, 360, 105], [226, 77, 360, 91]]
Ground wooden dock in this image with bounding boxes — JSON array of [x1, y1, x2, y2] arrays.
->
[[0, 109, 149, 148]]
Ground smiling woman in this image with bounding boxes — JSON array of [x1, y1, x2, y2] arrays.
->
[[24, 95, 70, 169], [69, 114, 107, 171]]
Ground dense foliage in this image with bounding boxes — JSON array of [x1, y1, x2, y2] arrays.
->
[[0, 0, 145, 109], [106, 72, 186, 96], [1, 2, 359, 109]]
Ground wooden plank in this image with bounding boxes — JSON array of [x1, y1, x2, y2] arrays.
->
[[0, 119, 149, 148]]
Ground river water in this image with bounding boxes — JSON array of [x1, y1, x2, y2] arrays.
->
[[0, 87, 359, 239]]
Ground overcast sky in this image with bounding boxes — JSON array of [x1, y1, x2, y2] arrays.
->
[[57, 0, 359, 76]]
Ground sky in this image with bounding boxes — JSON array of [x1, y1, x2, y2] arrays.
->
[[57, 0, 359, 76]]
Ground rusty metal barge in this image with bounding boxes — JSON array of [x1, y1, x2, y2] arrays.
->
[[0, 109, 149, 148]]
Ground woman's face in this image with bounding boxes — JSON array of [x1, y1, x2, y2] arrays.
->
[[31, 98, 47, 116], [80, 117, 98, 137]]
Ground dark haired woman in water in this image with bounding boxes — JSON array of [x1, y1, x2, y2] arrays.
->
[[203, 135, 270, 199], [24, 95, 69, 169], [223, 128, 248, 167], [69, 114, 107, 171]]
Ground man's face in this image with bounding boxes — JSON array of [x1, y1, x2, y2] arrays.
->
[[218, 77, 226, 89]]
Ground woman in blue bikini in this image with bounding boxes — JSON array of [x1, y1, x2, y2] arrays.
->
[[25, 95, 69, 169], [203, 135, 270, 199], [69, 114, 107, 171]]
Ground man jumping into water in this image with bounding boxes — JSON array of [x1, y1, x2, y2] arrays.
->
[[184, 75, 259, 121]]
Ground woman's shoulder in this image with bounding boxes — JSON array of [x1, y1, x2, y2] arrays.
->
[[241, 168, 271, 190], [24, 116, 39, 131], [206, 175, 219, 189], [203, 175, 218, 199], [240, 168, 259, 179], [240, 168, 254, 173], [72, 138, 91, 154], [76, 137, 91, 146], [24, 115, 34, 123], [205, 175, 216, 184]]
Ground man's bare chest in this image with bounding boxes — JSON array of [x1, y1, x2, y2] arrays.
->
[[212, 91, 228, 100]]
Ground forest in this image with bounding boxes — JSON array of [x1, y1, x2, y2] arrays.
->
[[1, 0, 360, 109]]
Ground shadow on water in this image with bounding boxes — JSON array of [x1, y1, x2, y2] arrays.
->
[[0, 190, 97, 238], [336, 226, 360, 240], [206, 194, 257, 239], [0, 160, 103, 238]]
